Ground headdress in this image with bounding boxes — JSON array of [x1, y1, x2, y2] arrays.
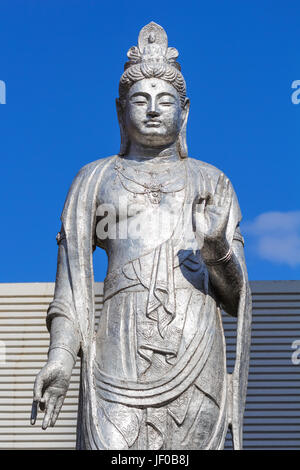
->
[[124, 22, 182, 73]]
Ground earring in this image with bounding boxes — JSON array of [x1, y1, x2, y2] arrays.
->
[[177, 99, 189, 159], [119, 122, 129, 156], [177, 123, 188, 159], [116, 98, 129, 156]]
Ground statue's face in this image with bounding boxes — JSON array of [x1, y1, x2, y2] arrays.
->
[[123, 78, 184, 148]]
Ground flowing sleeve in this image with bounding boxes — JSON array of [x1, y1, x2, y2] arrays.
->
[[46, 165, 89, 336], [47, 157, 114, 354], [46, 230, 80, 335], [201, 167, 252, 449], [225, 182, 252, 450], [226, 180, 242, 247], [231, 231, 252, 449]]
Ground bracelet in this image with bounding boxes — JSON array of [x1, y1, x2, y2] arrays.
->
[[205, 247, 233, 266], [233, 233, 245, 247], [48, 344, 77, 365], [56, 231, 66, 245]]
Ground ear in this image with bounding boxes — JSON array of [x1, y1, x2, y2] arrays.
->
[[116, 98, 129, 156], [177, 98, 190, 159]]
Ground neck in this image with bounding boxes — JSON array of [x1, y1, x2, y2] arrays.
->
[[124, 141, 180, 164]]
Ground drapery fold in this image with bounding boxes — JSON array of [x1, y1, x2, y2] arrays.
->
[[47, 155, 251, 450]]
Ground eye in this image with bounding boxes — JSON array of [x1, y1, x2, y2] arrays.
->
[[131, 97, 148, 106], [158, 100, 175, 107]]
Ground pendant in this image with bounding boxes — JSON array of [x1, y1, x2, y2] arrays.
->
[[146, 183, 162, 204]]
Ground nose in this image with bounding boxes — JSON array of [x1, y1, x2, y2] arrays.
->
[[147, 109, 160, 118], [147, 100, 160, 118]]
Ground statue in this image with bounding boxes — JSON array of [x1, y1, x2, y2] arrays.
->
[[31, 22, 252, 450]]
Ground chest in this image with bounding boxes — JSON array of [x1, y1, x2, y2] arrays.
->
[[96, 165, 192, 226]]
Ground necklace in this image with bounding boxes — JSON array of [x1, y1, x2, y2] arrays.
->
[[114, 158, 186, 205], [120, 156, 182, 175]]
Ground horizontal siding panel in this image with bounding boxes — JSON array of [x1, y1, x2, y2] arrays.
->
[[252, 295, 300, 301], [0, 333, 50, 339], [250, 311, 300, 316], [0, 383, 79, 391], [0, 428, 76, 435], [0, 405, 78, 412], [0, 421, 77, 427], [0, 374, 79, 382], [0, 319, 48, 326], [243, 412, 300, 417], [244, 420, 300, 425], [0, 434, 76, 441], [3, 342, 56, 348], [0, 389, 79, 398], [0, 297, 103, 305], [0, 443, 75, 449], [225, 331, 300, 337], [0, 413, 78, 420]]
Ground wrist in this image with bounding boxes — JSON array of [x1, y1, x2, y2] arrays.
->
[[204, 247, 232, 266], [48, 345, 77, 369], [202, 237, 230, 261]]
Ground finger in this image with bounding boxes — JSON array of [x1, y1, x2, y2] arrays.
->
[[32, 372, 45, 422], [222, 178, 233, 208], [219, 177, 230, 206], [214, 173, 225, 205], [33, 373, 44, 403], [42, 396, 56, 430], [50, 396, 64, 427], [204, 190, 214, 207], [194, 197, 206, 214], [39, 400, 46, 412], [30, 400, 38, 425], [203, 173, 214, 205], [39, 389, 50, 412]]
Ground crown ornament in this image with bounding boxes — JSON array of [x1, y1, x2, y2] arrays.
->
[[124, 22, 181, 72]]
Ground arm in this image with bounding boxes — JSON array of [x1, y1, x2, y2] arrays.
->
[[47, 231, 81, 359], [195, 173, 245, 316], [31, 233, 81, 429], [195, 171, 251, 447], [202, 228, 245, 317]]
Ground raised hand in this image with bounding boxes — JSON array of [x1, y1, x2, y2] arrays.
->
[[195, 173, 232, 258], [31, 359, 72, 429], [204, 173, 232, 243]]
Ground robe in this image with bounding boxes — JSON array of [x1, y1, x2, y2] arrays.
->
[[47, 155, 252, 450]]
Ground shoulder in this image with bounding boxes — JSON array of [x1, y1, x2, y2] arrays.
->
[[187, 157, 241, 215], [75, 155, 117, 179], [187, 157, 229, 185], [62, 156, 118, 217], [65, 155, 117, 199]]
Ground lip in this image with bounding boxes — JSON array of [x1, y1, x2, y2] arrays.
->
[[144, 120, 161, 127]]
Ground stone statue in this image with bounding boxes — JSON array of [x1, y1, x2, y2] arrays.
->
[[31, 22, 252, 450]]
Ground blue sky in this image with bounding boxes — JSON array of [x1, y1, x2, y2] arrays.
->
[[0, 0, 299, 282]]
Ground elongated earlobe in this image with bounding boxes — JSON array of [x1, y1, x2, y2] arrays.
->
[[177, 98, 190, 159], [116, 98, 129, 156]]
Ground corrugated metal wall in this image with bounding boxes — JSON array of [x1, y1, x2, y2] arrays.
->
[[224, 281, 300, 449], [0, 283, 101, 449], [0, 281, 299, 449]]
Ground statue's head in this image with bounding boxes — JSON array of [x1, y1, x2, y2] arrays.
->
[[117, 22, 190, 158]]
